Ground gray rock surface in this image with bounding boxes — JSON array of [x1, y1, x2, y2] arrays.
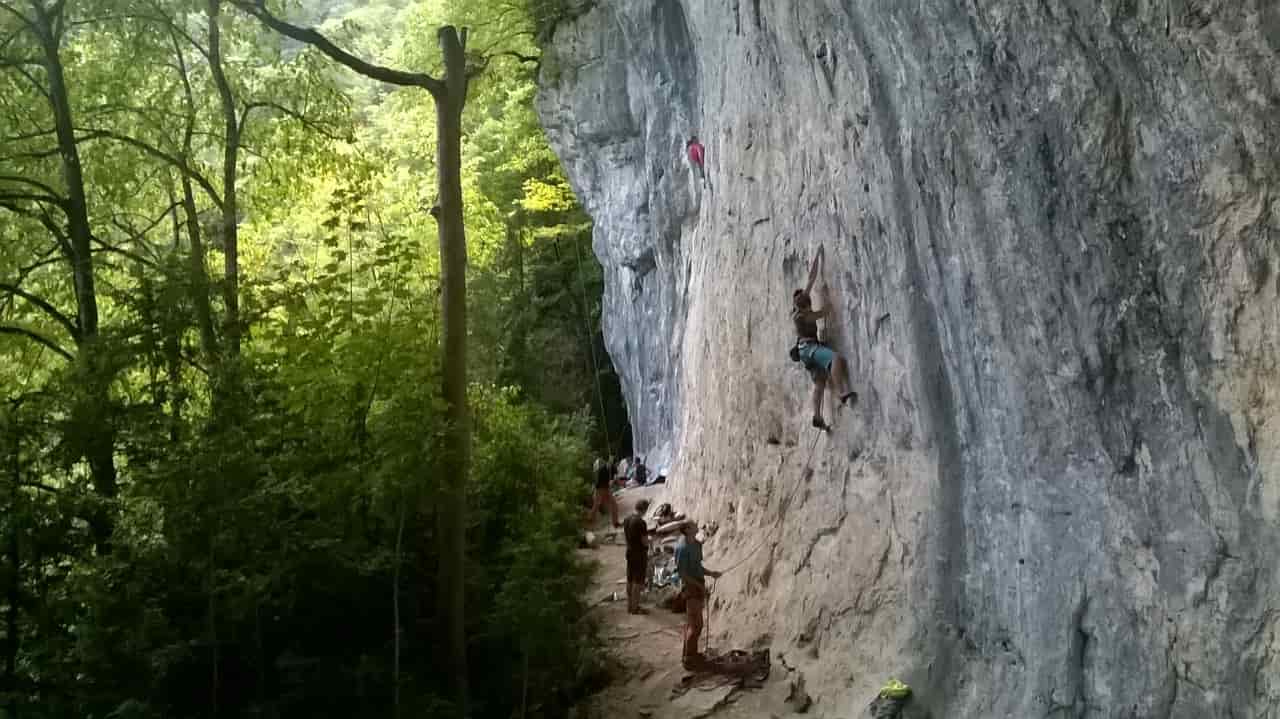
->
[[537, 1, 1280, 716]]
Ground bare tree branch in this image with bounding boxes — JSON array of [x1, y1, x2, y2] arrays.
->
[[241, 99, 346, 142], [83, 102, 187, 130], [8, 246, 62, 280], [96, 232, 160, 268], [140, 0, 211, 59], [0, 325, 73, 361], [0, 281, 80, 340], [0, 51, 50, 98], [0, 24, 25, 53], [0, 200, 71, 259], [466, 49, 541, 80], [0, 173, 62, 198], [0, 54, 41, 68], [0, 129, 113, 162], [0, 0, 35, 32], [0, 126, 56, 142], [489, 49, 540, 64], [99, 200, 183, 268], [0, 190, 63, 206], [75, 128, 224, 208], [229, 0, 446, 96], [50, 0, 67, 44]]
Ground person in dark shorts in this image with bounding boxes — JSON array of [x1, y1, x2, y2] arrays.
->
[[586, 458, 620, 527], [623, 499, 652, 614]]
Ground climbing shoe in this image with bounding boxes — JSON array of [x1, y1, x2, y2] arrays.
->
[[812, 416, 830, 432], [840, 391, 858, 408]]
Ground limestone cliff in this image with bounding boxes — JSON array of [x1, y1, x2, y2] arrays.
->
[[537, 1, 1280, 716]]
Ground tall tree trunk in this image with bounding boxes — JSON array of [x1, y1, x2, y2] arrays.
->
[[33, 3, 117, 549], [181, 175, 219, 362], [504, 215, 528, 384], [5, 433, 20, 719], [393, 502, 405, 719], [224, 7, 475, 712], [162, 187, 186, 441], [170, 30, 220, 366], [207, 0, 241, 357], [163, 321, 183, 443], [433, 26, 470, 717]]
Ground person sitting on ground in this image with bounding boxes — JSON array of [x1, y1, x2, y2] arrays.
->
[[792, 245, 857, 430], [634, 457, 648, 486], [623, 499, 652, 614], [586, 458, 620, 527], [675, 520, 721, 669]]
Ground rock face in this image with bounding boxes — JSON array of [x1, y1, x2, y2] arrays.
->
[[537, 2, 1280, 716]]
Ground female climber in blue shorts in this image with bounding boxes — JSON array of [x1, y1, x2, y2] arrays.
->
[[792, 246, 856, 430]]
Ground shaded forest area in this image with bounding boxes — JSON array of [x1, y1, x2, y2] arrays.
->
[[0, 0, 622, 716]]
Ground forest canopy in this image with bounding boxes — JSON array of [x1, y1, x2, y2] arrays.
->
[[0, 0, 621, 716]]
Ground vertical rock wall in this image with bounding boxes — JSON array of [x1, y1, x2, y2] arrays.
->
[[537, 1, 1280, 716]]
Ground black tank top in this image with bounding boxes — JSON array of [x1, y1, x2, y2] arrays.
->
[[792, 307, 818, 341]]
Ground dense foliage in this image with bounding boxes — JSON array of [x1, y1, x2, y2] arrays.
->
[[0, 0, 619, 716]]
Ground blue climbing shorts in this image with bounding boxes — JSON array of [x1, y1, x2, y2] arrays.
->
[[797, 342, 835, 379]]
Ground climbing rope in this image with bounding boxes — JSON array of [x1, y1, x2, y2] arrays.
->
[[557, 234, 615, 459], [717, 430, 825, 575], [573, 234, 615, 460], [698, 428, 818, 655], [706, 576, 715, 654]]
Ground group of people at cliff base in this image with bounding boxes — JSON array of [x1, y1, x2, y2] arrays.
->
[[590, 133, 855, 670], [620, 497, 722, 669], [585, 456, 651, 527]]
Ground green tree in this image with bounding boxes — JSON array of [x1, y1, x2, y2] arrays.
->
[[0, 1, 619, 716], [228, 5, 479, 711]]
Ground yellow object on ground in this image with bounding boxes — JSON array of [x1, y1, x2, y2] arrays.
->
[[878, 678, 912, 700]]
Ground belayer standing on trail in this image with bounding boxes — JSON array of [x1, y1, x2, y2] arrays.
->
[[791, 245, 857, 431], [676, 520, 721, 669], [686, 135, 706, 184]]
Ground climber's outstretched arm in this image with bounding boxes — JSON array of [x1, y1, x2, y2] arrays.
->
[[804, 245, 824, 296]]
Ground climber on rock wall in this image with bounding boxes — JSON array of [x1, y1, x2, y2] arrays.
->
[[686, 135, 706, 183], [791, 245, 857, 431]]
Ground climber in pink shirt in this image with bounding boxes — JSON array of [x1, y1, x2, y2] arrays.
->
[[686, 135, 706, 183]]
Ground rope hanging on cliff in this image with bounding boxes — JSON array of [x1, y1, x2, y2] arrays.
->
[[570, 232, 615, 459], [717, 430, 824, 575]]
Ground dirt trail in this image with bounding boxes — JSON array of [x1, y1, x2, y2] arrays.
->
[[575, 485, 805, 719]]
